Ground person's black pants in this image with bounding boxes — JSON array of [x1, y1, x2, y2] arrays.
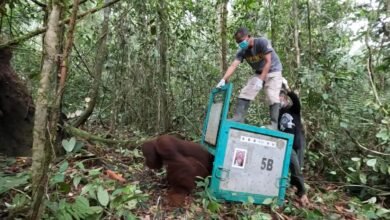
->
[[289, 146, 306, 197]]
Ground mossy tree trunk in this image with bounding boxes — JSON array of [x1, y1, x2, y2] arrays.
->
[[29, 1, 62, 219]]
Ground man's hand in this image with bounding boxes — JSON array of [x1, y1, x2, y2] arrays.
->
[[282, 77, 290, 91], [216, 79, 226, 88], [254, 77, 263, 90]]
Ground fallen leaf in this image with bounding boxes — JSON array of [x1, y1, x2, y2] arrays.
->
[[106, 169, 126, 183], [335, 204, 344, 213]]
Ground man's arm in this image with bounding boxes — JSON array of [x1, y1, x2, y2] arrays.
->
[[222, 59, 241, 81], [288, 91, 301, 114], [259, 53, 271, 81]]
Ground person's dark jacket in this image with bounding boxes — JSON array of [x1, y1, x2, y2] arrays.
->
[[278, 91, 305, 150]]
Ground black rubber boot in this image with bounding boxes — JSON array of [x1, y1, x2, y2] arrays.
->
[[268, 103, 281, 130], [231, 98, 250, 123]]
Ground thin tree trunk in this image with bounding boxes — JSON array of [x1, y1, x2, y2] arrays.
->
[[365, 30, 381, 106], [157, 0, 169, 133], [58, 0, 79, 96], [306, 0, 312, 69], [386, 0, 390, 38], [269, 0, 276, 43], [293, 0, 300, 68], [49, 0, 79, 156], [73, 0, 111, 128], [218, 0, 228, 74], [29, 2, 61, 219]]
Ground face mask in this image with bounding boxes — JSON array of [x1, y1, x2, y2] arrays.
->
[[238, 40, 249, 50]]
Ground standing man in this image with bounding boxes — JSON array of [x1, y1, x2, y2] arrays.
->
[[279, 79, 309, 207], [216, 27, 283, 129]]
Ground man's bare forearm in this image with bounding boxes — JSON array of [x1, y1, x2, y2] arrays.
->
[[222, 60, 240, 81], [259, 62, 271, 81], [223, 66, 235, 80]]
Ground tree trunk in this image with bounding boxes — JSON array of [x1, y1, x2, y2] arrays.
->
[[218, 0, 228, 74], [385, 0, 390, 38], [49, 0, 79, 156], [293, 0, 300, 69], [157, 0, 170, 133], [306, 0, 312, 69], [365, 30, 381, 106], [268, 0, 276, 44], [29, 2, 61, 219], [73, 0, 111, 128]]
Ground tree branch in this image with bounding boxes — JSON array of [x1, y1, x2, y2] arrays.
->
[[57, 0, 80, 97], [65, 126, 147, 146], [30, 0, 90, 9], [0, 0, 121, 48], [30, 0, 47, 8], [344, 129, 390, 156], [69, 0, 89, 9], [73, 44, 93, 77]]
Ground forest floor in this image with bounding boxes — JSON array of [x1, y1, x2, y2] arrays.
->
[[0, 136, 388, 220]]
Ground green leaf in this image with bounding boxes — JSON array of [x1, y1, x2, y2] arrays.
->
[[111, 188, 123, 197], [366, 158, 377, 167], [351, 157, 361, 162], [363, 197, 376, 204], [251, 213, 272, 220], [76, 162, 85, 170], [329, 171, 337, 175], [89, 206, 103, 214], [125, 200, 138, 210], [59, 212, 73, 220], [97, 186, 109, 206], [207, 200, 220, 213], [73, 141, 84, 152], [88, 168, 102, 176], [72, 196, 90, 219], [262, 198, 273, 205], [96, 0, 104, 7], [73, 176, 81, 188], [247, 196, 255, 204], [359, 173, 367, 184], [12, 193, 29, 208], [59, 161, 69, 173], [68, 204, 82, 220], [75, 196, 89, 208], [58, 182, 71, 193], [81, 184, 93, 195], [62, 137, 76, 152], [52, 174, 65, 184], [340, 122, 348, 128], [379, 162, 387, 174], [376, 129, 389, 141], [88, 188, 97, 200], [0, 172, 30, 194], [132, 149, 142, 158], [376, 207, 390, 216]]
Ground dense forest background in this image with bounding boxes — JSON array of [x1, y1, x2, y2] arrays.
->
[[0, 0, 389, 219]]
